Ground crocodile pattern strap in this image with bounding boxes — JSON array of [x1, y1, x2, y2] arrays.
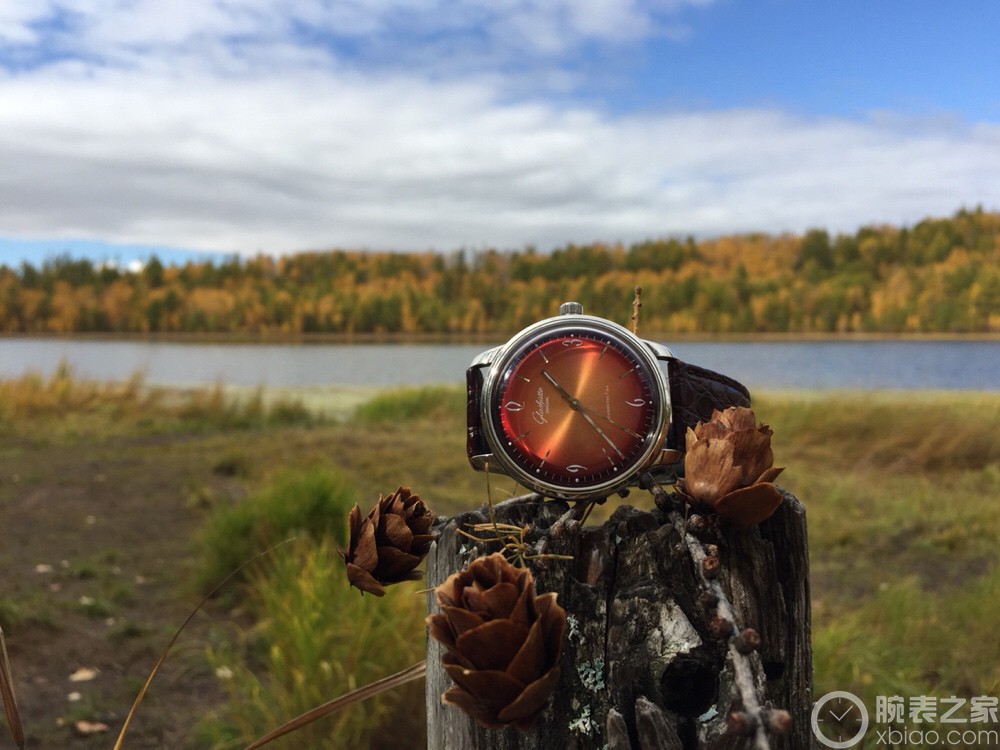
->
[[666, 358, 752, 449]]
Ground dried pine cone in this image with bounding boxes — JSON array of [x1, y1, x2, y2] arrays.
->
[[427, 553, 566, 730], [683, 406, 785, 527], [342, 487, 434, 596]]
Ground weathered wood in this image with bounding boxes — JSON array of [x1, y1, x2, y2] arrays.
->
[[425, 488, 813, 749]]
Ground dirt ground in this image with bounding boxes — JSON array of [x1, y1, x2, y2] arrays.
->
[[0, 428, 247, 749]]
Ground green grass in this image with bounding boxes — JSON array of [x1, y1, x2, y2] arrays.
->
[[746, 390, 1000, 747], [196, 465, 358, 593], [199, 538, 426, 750], [814, 567, 1000, 701], [352, 385, 466, 425], [3, 371, 999, 749], [211, 385, 1000, 746]]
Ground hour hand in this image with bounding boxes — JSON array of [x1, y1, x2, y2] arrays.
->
[[541, 369, 579, 409], [541, 370, 624, 459]]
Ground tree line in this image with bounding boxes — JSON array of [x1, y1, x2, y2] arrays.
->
[[2, 208, 998, 336]]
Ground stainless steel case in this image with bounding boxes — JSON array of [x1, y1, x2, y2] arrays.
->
[[468, 309, 675, 501]]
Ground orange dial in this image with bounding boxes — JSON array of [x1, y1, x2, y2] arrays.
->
[[490, 332, 660, 493]]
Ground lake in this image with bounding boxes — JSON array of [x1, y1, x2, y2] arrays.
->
[[0, 337, 997, 391]]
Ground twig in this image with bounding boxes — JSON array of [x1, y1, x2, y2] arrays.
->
[[242, 661, 427, 750], [684, 533, 770, 750], [464, 468, 574, 566], [0, 626, 26, 750], [112, 538, 296, 750], [641, 475, 775, 750], [631, 286, 643, 335]]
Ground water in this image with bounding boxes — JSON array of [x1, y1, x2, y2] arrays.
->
[[0, 337, 997, 390]]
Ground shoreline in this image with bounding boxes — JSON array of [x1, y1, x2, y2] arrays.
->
[[2, 330, 999, 344]]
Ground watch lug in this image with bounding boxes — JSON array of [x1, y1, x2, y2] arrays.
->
[[470, 345, 501, 368], [469, 453, 503, 474], [644, 340, 674, 359]]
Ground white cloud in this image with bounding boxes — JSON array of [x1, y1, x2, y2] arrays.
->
[[1, 1, 997, 255], [3, 0, 707, 63]]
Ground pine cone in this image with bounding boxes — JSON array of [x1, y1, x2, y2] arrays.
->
[[342, 487, 434, 596], [427, 553, 566, 731], [683, 406, 784, 527]]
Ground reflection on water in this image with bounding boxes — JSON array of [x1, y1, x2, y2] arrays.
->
[[0, 338, 997, 390]]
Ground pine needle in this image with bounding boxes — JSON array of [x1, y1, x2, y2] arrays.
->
[[112, 538, 295, 750], [0, 626, 26, 750], [243, 660, 427, 750]]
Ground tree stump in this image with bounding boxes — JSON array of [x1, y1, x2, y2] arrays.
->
[[425, 488, 812, 749]]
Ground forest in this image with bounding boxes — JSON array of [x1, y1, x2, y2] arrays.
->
[[1, 208, 998, 336]]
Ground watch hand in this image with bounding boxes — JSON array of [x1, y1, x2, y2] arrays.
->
[[542, 369, 641, 442], [541, 369, 579, 409], [593, 410, 643, 439], [577, 407, 626, 459], [541, 369, 625, 459]]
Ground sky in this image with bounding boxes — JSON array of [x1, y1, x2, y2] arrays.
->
[[1, 0, 999, 267]]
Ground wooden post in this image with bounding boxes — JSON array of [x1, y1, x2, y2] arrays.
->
[[426, 488, 813, 749]]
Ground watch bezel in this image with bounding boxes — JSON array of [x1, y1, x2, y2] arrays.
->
[[478, 313, 672, 500]]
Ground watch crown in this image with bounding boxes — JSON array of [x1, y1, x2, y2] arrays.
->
[[558, 301, 584, 316]]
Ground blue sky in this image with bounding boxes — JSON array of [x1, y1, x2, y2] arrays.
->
[[630, 3, 1000, 120], [1, 0, 998, 268]]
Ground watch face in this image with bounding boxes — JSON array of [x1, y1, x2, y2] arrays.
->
[[484, 320, 666, 499]]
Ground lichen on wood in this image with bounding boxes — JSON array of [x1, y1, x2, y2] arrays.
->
[[425, 488, 812, 749]]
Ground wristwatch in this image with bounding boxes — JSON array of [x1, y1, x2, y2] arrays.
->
[[466, 302, 751, 501]]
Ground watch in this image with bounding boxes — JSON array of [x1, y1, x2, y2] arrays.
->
[[465, 302, 752, 501]]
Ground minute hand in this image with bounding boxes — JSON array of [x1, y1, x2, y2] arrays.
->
[[541, 369, 581, 409], [541, 370, 641, 439], [541, 370, 625, 459]]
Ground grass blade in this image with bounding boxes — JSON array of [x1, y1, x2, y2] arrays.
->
[[0, 626, 26, 750], [112, 539, 295, 750], [243, 660, 427, 750]]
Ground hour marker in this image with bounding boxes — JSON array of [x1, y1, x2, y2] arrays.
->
[[618, 367, 636, 379], [599, 346, 608, 360], [538, 350, 550, 364]]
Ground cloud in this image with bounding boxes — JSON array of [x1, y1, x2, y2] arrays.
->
[[2, 0, 708, 68], [1, 1, 997, 255]]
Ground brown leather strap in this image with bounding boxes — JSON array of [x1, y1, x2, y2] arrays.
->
[[666, 358, 751, 449]]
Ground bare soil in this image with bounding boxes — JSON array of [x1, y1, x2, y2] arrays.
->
[[0, 428, 248, 749]]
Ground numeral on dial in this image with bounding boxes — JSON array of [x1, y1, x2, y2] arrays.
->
[[625, 398, 646, 407], [504, 401, 525, 412]]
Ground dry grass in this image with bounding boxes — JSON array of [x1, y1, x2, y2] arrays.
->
[[0, 364, 315, 436], [754, 389, 1000, 473], [0, 627, 25, 749], [2, 376, 998, 749]]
